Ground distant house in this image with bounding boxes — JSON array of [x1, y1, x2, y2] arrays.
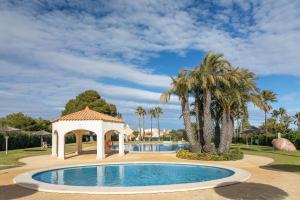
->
[[124, 124, 135, 141], [141, 128, 171, 138]]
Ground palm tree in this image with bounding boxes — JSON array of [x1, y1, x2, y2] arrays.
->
[[141, 108, 146, 140], [161, 52, 268, 153], [190, 96, 204, 146], [278, 107, 287, 124], [161, 72, 201, 152], [188, 69, 204, 147], [148, 108, 156, 140], [271, 108, 292, 133], [154, 107, 163, 141], [272, 109, 280, 122], [135, 106, 146, 140], [193, 53, 231, 152], [294, 112, 300, 130], [261, 90, 277, 140], [215, 68, 266, 152], [211, 100, 222, 147], [282, 114, 293, 128]]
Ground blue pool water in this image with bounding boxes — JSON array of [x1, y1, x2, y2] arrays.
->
[[112, 143, 189, 152], [32, 163, 234, 187]]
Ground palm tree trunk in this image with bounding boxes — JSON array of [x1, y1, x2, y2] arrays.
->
[[218, 110, 228, 153], [215, 121, 221, 148], [225, 115, 234, 150], [142, 115, 145, 141], [138, 116, 141, 140], [202, 89, 215, 152], [195, 92, 203, 148], [236, 118, 241, 142], [264, 111, 268, 144], [181, 94, 201, 152], [219, 109, 234, 152], [158, 116, 160, 141], [150, 116, 153, 141]]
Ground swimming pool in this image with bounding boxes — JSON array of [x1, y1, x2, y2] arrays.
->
[[32, 163, 234, 187], [112, 143, 189, 152], [15, 162, 250, 194]]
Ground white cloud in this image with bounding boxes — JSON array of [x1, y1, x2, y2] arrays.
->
[[37, 51, 170, 88], [2, 1, 300, 75], [1, 0, 300, 129], [0, 58, 181, 128], [280, 93, 300, 103]]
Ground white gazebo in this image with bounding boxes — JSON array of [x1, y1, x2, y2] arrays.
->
[[51, 107, 125, 160]]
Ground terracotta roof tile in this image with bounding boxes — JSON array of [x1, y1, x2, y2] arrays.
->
[[59, 107, 124, 123]]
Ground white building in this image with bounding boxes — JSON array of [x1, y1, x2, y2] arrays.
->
[[141, 128, 171, 138], [51, 107, 125, 160], [124, 124, 135, 141]]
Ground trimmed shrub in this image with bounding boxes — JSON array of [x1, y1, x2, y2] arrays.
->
[[176, 148, 244, 161], [236, 132, 300, 150], [0, 131, 76, 151], [284, 133, 300, 149], [0, 131, 51, 151]]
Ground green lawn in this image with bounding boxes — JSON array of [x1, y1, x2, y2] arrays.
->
[[0, 142, 94, 169], [233, 144, 300, 174]]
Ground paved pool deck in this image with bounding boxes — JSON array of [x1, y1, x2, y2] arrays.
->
[[1, 152, 299, 200]]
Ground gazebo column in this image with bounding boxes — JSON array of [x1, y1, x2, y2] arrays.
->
[[119, 131, 125, 156], [96, 132, 105, 160], [75, 131, 83, 155], [58, 133, 65, 160], [51, 131, 58, 157]]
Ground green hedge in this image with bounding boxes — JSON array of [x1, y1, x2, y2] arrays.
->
[[237, 133, 300, 149], [284, 133, 300, 149], [237, 134, 277, 146], [0, 132, 75, 151], [176, 148, 244, 161]]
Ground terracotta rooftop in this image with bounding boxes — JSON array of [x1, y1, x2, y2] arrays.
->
[[58, 107, 124, 123]]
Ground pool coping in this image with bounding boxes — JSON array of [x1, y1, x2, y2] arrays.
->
[[14, 161, 251, 194]]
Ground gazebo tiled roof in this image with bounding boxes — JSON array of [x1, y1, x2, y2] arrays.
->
[[59, 107, 124, 123]]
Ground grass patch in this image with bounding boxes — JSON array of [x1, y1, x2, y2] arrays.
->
[[176, 148, 244, 161], [233, 144, 300, 174], [0, 142, 95, 169], [177, 144, 300, 174]]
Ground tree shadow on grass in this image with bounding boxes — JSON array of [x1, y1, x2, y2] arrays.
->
[[105, 150, 129, 158], [81, 150, 97, 155], [24, 149, 47, 152], [64, 150, 97, 159], [260, 164, 300, 174], [64, 149, 128, 159], [0, 183, 37, 200], [215, 182, 288, 200]]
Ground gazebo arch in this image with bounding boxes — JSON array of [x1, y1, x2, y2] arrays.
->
[[104, 129, 124, 154], [51, 107, 125, 160]]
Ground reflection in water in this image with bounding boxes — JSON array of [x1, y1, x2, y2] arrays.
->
[[97, 166, 104, 186], [57, 170, 64, 185], [119, 164, 125, 184], [112, 143, 189, 152]]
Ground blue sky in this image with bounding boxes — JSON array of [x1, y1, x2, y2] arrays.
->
[[1, 0, 300, 130]]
